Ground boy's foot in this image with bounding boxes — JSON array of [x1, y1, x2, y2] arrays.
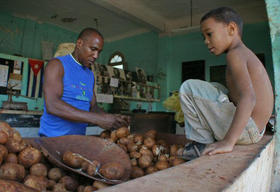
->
[[177, 142, 206, 161]]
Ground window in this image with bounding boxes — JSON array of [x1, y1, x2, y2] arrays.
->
[[108, 51, 127, 70]]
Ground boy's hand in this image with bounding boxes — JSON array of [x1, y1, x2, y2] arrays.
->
[[202, 140, 235, 156]]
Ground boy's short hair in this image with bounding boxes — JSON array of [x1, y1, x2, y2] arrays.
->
[[200, 7, 243, 37], [77, 27, 104, 40]]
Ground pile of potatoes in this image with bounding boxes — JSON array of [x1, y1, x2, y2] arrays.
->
[[0, 122, 110, 192], [100, 127, 186, 179]]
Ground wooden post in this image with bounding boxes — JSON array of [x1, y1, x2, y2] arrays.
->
[[265, 0, 280, 191]]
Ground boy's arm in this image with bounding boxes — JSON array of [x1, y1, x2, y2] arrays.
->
[[203, 51, 256, 155]]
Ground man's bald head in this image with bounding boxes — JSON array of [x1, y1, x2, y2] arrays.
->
[[77, 27, 104, 41]]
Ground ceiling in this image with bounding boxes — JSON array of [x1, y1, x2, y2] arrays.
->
[[1, 0, 268, 42]]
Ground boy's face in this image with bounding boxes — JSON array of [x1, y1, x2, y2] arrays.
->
[[201, 17, 232, 55]]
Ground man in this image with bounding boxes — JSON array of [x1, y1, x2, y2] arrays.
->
[[39, 28, 129, 137]]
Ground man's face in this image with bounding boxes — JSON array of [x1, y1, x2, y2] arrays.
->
[[77, 33, 104, 68], [201, 18, 231, 56]]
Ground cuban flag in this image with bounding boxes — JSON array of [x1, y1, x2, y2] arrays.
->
[[25, 59, 45, 98]]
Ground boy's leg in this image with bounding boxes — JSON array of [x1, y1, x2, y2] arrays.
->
[[179, 79, 228, 144], [180, 79, 263, 148]]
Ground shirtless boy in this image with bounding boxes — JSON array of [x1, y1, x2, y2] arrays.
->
[[178, 7, 274, 159]]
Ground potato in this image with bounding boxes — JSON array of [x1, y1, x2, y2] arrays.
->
[[138, 155, 153, 168], [24, 175, 48, 191], [5, 153, 18, 164], [130, 151, 141, 159], [168, 156, 176, 163], [48, 168, 63, 181], [0, 121, 13, 137], [18, 147, 41, 168], [139, 147, 153, 158], [81, 161, 89, 172], [53, 183, 69, 192], [0, 163, 25, 181], [134, 134, 144, 145], [158, 154, 168, 161], [47, 179, 56, 190], [84, 186, 95, 192], [62, 151, 83, 168], [173, 158, 185, 166], [110, 130, 118, 142], [145, 129, 157, 139], [0, 145, 8, 159], [118, 137, 129, 145], [170, 144, 178, 156], [99, 162, 125, 180], [30, 163, 48, 177], [0, 131, 8, 144], [126, 134, 135, 143], [86, 161, 100, 176], [0, 179, 39, 192], [145, 166, 158, 174], [59, 176, 79, 191], [77, 185, 85, 192], [131, 158, 137, 166], [11, 130, 22, 143], [127, 142, 138, 152], [100, 130, 110, 139], [155, 160, 169, 170], [144, 137, 156, 149], [152, 145, 167, 156], [130, 166, 144, 178], [116, 127, 129, 138], [92, 181, 109, 189], [5, 139, 26, 153]]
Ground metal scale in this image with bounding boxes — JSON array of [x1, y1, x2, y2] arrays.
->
[[2, 85, 29, 111]]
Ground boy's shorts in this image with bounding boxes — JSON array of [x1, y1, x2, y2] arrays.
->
[[179, 79, 265, 144]]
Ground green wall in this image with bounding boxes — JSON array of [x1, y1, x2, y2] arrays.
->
[[0, 12, 78, 59], [0, 11, 273, 113], [0, 12, 78, 110]]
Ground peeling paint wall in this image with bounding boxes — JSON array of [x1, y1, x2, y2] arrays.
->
[[223, 138, 275, 192], [265, 0, 280, 191], [0, 12, 77, 59]]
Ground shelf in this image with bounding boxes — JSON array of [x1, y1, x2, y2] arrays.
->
[[113, 95, 160, 102], [0, 109, 43, 115]]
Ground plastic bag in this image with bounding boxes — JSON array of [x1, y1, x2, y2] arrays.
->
[[163, 91, 184, 124]]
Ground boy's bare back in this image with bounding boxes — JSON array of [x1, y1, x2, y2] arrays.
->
[[226, 45, 274, 132]]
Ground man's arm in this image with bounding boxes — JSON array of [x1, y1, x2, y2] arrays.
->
[[90, 89, 105, 114], [44, 59, 128, 130], [203, 51, 256, 155]]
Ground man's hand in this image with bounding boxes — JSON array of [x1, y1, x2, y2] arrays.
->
[[97, 113, 129, 130], [115, 114, 131, 125], [202, 140, 235, 156]]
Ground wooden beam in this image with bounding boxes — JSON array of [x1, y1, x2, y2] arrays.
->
[[265, 0, 280, 191]]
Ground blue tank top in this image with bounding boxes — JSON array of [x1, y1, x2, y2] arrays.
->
[[39, 54, 94, 137]]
